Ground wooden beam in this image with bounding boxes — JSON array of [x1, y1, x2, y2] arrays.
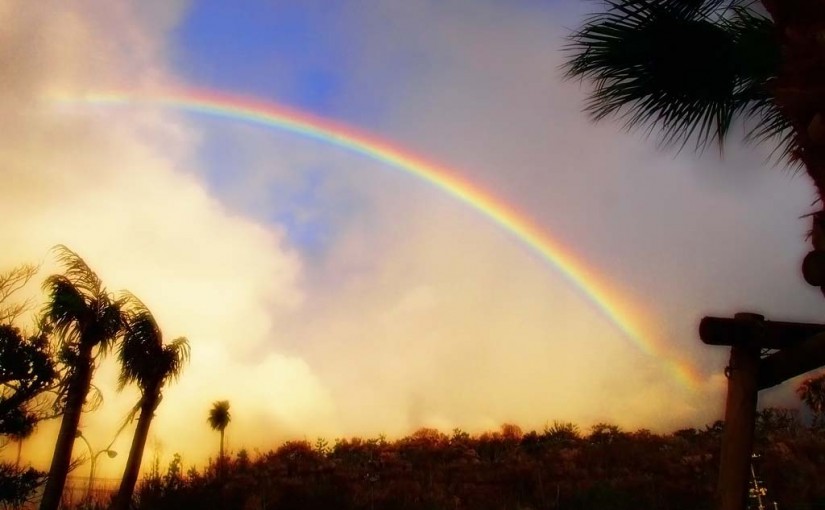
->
[[699, 315, 825, 349], [758, 332, 825, 389], [716, 340, 761, 510]]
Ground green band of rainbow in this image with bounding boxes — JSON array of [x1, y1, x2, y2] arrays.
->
[[55, 88, 702, 390]]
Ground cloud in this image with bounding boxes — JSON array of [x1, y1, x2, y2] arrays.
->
[[5, 0, 821, 480], [0, 1, 335, 474], [190, 0, 821, 437]]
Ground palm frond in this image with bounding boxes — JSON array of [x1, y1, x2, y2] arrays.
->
[[41, 276, 87, 347], [49, 245, 103, 301], [564, 0, 785, 156], [161, 337, 190, 384], [41, 246, 126, 351], [118, 293, 189, 392], [208, 400, 231, 432]]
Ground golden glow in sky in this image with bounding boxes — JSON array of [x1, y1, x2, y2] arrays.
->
[[2, 1, 821, 477]]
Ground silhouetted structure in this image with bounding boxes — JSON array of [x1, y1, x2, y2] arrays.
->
[[700, 313, 825, 510]]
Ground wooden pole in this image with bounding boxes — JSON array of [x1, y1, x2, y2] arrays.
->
[[716, 314, 762, 510]]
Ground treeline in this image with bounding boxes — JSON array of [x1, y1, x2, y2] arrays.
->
[[134, 412, 825, 510]]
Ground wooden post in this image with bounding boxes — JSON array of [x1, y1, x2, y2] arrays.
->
[[716, 313, 762, 510], [701, 313, 825, 510]]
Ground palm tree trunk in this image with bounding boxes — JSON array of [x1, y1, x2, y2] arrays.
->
[[219, 429, 225, 479], [111, 382, 161, 510], [760, 0, 825, 290], [39, 343, 95, 510], [16, 439, 22, 468]]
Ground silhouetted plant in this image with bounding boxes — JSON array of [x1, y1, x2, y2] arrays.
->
[[208, 400, 231, 476], [38, 246, 128, 510], [111, 293, 190, 510], [797, 372, 825, 428], [565, 0, 825, 296], [125, 415, 825, 510]]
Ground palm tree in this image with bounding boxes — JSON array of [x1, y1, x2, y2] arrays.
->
[[38, 245, 127, 510], [208, 400, 231, 475], [796, 372, 825, 427], [564, 0, 825, 292], [111, 293, 190, 510]]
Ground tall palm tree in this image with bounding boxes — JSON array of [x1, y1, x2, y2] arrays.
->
[[38, 245, 127, 510], [796, 372, 825, 426], [208, 400, 231, 474], [564, 0, 825, 292], [111, 293, 189, 510]]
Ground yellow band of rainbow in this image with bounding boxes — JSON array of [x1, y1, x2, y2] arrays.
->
[[55, 88, 703, 390]]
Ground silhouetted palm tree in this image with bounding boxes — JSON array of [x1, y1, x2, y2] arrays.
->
[[208, 400, 231, 474], [565, 0, 825, 291], [111, 293, 189, 510], [38, 245, 127, 510], [797, 373, 825, 426]]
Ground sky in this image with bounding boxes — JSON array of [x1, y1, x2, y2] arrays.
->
[[3, 0, 825, 477]]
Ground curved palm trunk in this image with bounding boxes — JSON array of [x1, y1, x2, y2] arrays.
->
[[111, 381, 162, 510], [39, 343, 95, 510]]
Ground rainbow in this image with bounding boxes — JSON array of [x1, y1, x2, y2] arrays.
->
[[55, 88, 703, 390]]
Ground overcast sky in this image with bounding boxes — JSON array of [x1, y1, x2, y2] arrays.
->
[[3, 1, 823, 475]]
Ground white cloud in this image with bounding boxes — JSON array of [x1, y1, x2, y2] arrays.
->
[[5, 0, 820, 479], [0, 1, 334, 475]]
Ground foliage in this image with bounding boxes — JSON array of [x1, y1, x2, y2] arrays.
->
[[130, 410, 825, 510], [0, 463, 44, 509], [0, 263, 53, 507], [110, 293, 190, 510], [117, 292, 189, 393], [39, 245, 129, 510], [42, 245, 127, 410], [564, 0, 787, 157], [797, 372, 825, 427], [0, 264, 38, 325], [208, 401, 231, 434], [0, 325, 55, 437]]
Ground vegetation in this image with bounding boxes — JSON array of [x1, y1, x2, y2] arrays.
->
[[110, 293, 190, 510], [564, 0, 825, 294], [38, 245, 129, 510], [127, 412, 825, 510], [208, 400, 231, 475], [0, 265, 56, 507], [0, 248, 191, 509], [797, 373, 825, 427]]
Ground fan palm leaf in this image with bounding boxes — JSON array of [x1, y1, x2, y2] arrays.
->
[[565, 0, 787, 155]]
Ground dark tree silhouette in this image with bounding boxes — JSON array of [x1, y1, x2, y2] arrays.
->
[[0, 264, 38, 324], [797, 372, 825, 426], [0, 326, 55, 507], [111, 292, 189, 510], [0, 325, 55, 438], [564, 0, 825, 293], [208, 400, 231, 474], [38, 245, 127, 510]]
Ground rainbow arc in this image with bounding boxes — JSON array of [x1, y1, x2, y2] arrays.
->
[[56, 88, 703, 390]]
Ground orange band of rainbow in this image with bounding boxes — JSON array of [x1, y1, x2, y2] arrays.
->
[[55, 88, 703, 390]]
